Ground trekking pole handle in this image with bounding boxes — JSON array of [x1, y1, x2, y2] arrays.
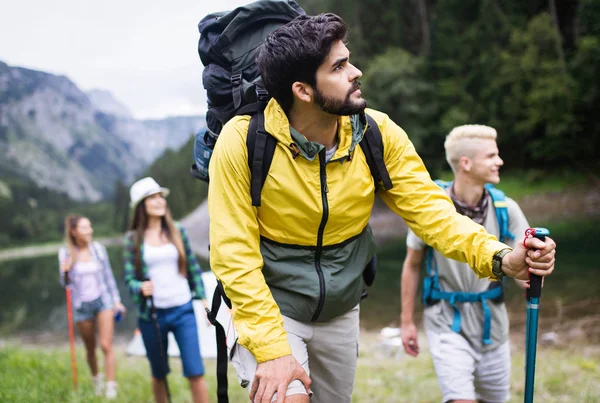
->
[[141, 278, 156, 312], [527, 227, 550, 300]]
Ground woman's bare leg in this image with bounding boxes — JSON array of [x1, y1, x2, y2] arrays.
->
[[96, 309, 116, 381], [151, 377, 168, 403], [76, 319, 97, 375], [188, 375, 209, 403]]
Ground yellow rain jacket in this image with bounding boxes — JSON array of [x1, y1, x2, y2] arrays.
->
[[208, 99, 508, 363]]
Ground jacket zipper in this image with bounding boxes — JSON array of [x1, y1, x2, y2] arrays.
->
[[312, 150, 329, 321]]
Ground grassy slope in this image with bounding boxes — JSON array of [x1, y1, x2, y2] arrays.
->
[[0, 339, 598, 402]]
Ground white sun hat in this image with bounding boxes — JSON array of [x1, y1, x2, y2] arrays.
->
[[129, 177, 170, 210]]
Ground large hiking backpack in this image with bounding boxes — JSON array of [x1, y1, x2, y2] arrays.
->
[[191, 0, 393, 206], [190, 0, 305, 184], [422, 181, 515, 345]]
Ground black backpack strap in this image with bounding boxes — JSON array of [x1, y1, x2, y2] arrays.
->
[[246, 110, 277, 206], [236, 102, 261, 117], [206, 281, 232, 403], [231, 71, 244, 109], [360, 114, 393, 191]]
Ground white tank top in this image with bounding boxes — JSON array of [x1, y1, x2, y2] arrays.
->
[[75, 260, 102, 302], [144, 243, 191, 308]]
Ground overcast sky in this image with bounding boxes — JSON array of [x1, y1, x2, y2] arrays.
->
[[0, 0, 251, 119]]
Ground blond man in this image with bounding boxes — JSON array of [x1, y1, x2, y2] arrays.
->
[[400, 125, 529, 403]]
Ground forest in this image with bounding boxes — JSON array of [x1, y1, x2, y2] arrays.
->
[[1, 0, 598, 247], [298, 0, 599, 173]]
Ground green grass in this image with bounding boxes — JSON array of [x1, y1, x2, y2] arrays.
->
[[1, 337, 598, 403], [0, 345, 248, 403], [354, 332, 600, 403]]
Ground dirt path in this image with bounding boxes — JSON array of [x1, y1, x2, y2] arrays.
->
[[176, 182, 600, 255], [369, 182, 600, 243], [181, 199, 210, 260], [0, 236, 122, 262]]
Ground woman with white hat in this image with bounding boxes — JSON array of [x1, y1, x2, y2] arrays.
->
[[123, 177, 209, 403]]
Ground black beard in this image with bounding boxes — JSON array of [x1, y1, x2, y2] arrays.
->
[[314, 81, 367, 116]]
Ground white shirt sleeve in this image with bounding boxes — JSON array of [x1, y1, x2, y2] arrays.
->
[[506, 198, 530, 248], [406, 227, 427, 250]]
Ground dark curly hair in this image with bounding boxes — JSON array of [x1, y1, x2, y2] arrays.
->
[[256, 13, 348, 113]]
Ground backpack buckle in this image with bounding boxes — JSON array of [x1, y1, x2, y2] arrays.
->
[[255, 88, 269, 102], [231, 73, 242, 85]]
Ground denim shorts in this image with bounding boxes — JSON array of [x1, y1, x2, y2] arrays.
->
[[74, 296, 112, 323], [138, 300, 205, 379]]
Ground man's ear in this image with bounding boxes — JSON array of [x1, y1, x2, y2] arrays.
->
[[459, 156, 472, 172], [291, 82, 313, 104]]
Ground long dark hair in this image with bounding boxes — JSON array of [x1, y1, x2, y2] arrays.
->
[[129, 199, 186, 279]]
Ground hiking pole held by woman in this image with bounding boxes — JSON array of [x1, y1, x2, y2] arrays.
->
[[124, 177, 209, 403], [524, 227, 550, 403], [64, 272, 78, 392], [146, 292, 172, 403]]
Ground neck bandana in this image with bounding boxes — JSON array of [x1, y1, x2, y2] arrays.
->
[[449, 184, 489, 225]]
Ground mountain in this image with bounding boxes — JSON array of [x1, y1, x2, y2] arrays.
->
[[0, 60, 204, 201], [87, 89, 133, 119]]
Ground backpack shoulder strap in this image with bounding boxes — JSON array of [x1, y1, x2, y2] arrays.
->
[[434, 179, 452, 189], [246, 109, 277, 207], [484, 184, 514, 242], [360, 114, 392, 191], [422, 179, 452, 300], [205, 282, 231, 403]]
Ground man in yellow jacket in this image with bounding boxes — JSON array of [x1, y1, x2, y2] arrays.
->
[[208, 13, 556, 403]]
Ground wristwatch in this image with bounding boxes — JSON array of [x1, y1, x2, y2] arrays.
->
[[491, 248, 512, 281]]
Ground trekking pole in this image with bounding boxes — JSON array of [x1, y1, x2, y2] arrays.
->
[[147, 294, 172, 403], [64, 272, 78, 392], [524, 227, 550, 403]]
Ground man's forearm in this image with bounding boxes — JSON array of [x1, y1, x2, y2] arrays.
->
[[400, 263, 421, 325]]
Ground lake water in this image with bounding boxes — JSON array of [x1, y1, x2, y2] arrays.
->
[[1, 217, 598, 343]]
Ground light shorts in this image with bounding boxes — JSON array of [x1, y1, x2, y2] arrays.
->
[[426, 331, 511, 403], [74, 296, 112, 323], [230, 305, 360, 403]]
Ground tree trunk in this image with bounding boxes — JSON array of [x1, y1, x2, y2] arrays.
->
[[548, 0, 567, 74], [417, 0, 430, 56]]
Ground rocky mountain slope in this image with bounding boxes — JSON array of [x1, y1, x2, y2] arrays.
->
[[0, 60, 204, 201]]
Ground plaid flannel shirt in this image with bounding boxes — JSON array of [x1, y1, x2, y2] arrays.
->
[[123, 222, 206, 321]]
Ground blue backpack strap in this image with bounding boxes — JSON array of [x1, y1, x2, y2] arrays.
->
[[422, 180, 451, 305], [484, 184, 514, 242], [422, 180, 506, 344], [433, 179, 452, 189]]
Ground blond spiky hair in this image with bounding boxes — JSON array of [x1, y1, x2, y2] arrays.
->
[[444, 125, 497, 172]]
